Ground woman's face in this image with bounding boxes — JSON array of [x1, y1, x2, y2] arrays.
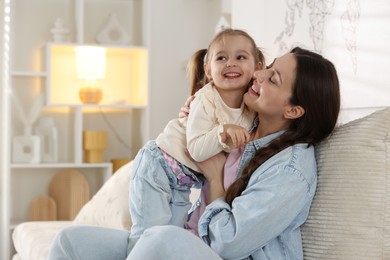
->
[[244, 53, 297, 119]]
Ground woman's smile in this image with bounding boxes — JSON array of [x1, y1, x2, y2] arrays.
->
[[247, 84, 260, 96]]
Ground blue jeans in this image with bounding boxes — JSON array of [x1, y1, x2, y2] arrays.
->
[[48, 225, 221, 260], [127, 140, 202, 253]]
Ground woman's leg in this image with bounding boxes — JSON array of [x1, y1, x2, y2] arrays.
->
[[48, 225, 129, 260], [127, 225, 222, 260]]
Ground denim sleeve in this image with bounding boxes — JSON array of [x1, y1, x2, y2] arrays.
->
[[198, 165, 312, 259]]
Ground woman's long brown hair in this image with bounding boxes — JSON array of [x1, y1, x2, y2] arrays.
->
[[225, 47, 340, 206]]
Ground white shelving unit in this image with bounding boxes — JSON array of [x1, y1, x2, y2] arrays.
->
[[3, 0, 148, 258], [11, 71, 48, 77]]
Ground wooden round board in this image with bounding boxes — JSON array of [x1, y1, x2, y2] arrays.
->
[[29, 195, 57, 221], [49, 169, 90, 220]]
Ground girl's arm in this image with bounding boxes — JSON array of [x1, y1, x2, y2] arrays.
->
[[187, 94, 249, 162], [180, 95, 249, 156], [186, 94, 224, 161]]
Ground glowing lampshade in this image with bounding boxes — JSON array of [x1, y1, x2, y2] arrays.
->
[[75, 46, 106, 103], [76, 46, 106, 79]]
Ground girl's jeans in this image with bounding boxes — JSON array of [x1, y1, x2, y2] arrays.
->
[[127, 140, 202, 253]]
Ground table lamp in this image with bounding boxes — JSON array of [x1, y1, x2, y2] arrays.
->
[[75, 46, 106, 104]]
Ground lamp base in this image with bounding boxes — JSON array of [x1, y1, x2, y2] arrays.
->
[[79, 86, 103, 104]]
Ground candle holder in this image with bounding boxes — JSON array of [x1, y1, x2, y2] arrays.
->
[[83, 131, 108, 163]]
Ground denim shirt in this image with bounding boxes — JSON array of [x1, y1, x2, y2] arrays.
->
[[198, 131, 317, 260]]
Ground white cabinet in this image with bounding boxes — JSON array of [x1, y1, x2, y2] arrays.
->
[[3, 0, 148, 258]]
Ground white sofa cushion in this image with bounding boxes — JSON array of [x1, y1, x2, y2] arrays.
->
[[12, 221, 73, 260], [73, 161, 133, 230], [302, 107, 390, 259]]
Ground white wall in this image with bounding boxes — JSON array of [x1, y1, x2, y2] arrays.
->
[[145, 0, 222, 139], [231, 0, 390, 124]]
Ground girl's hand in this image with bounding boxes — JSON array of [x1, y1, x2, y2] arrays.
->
[[179, 96, 195, 118], [220, 124, 250, 149]]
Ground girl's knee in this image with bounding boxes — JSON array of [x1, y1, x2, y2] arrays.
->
[[145, 225, 183, 236], [143, 225, 193, 244], [53, 226, 75, 245]]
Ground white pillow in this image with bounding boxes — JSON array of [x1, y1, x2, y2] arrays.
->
[[302, 107, 390, 259], [12, 221, 73, 260], [74, 161, 133, 230]]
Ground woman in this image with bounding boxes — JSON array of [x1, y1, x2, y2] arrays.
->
[[48, 47, 340, 260]]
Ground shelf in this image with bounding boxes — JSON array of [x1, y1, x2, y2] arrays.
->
[[11, 71, 48, 77], [45, 103, 146, 109], [11, 162, 112, 169]]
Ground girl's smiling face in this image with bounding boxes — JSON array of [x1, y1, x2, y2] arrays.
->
[[204, 35, 257, 93]]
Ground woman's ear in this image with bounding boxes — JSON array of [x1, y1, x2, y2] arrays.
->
[[285, 105, 305, 120], [256, 62, 263, 70]]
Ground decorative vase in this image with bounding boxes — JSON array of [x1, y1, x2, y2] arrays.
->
[[79, 86, 103, 104], [50, 17, 69, 43], [35, 117, 59, 162], [95, 13, 131, 45], [11, 93, 45, 163], [83, 131, 108, 163], [12, 126, 41, 163]]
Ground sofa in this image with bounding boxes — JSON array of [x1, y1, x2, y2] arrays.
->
[[12, 161, 201, 260], [12, 107, 390, 260]]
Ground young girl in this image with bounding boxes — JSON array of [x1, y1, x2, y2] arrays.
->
[[127, 29, 265, 252]]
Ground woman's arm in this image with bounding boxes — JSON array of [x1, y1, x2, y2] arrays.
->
[[178, 95, 195, 118], [198, 165, 310, 259], [191, 151, 227, 203]]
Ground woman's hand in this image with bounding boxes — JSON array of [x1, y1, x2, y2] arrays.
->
[[179, 96, 195, 118], [196, 152, 227, 182], [186, 150, 227, 203]]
